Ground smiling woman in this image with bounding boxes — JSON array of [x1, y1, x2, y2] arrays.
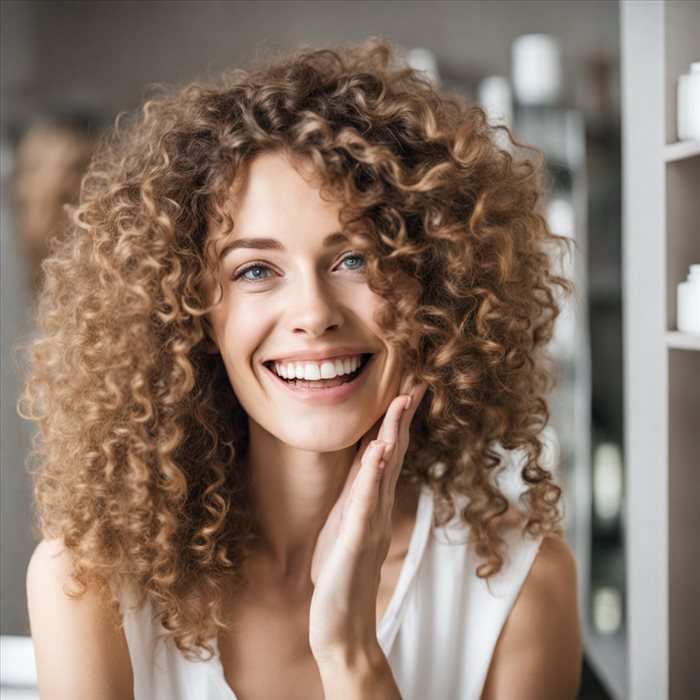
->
[[19, 41, 581, 699]]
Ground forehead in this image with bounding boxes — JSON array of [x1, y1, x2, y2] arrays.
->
[[230, 152, 339, 225]]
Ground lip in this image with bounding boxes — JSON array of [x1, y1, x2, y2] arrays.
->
[[263, 354, 375, 405], [265, 346, 375, 364]]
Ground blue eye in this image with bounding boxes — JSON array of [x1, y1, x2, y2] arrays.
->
[[340, 253, 366, 271], [233, 264, 272, 282]]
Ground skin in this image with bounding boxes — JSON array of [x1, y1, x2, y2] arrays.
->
[[26, 151, 581, 699]]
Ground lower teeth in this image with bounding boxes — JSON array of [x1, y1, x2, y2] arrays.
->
[[280, 364, 364, 388]]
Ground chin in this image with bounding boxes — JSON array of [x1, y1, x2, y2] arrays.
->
[[279, 426, 364, 454]]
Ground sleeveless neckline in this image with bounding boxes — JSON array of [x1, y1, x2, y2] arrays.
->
[[123, 479, 546, 700], [206, 483, 435, 699]]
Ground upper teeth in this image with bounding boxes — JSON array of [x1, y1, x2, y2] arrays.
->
[[271, 355, 363, 380]]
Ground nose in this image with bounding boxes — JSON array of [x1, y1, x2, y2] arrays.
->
[[286, 272, 344, 338]]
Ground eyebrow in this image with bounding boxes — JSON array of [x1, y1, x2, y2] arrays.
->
[[218, 232, 350, 260]]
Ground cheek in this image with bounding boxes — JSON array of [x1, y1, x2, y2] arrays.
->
[[210, 301, 268, 375], [360, 293, 390, 341]]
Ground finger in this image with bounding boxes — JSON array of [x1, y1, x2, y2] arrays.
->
[[398, 381, 428, 445], [369, 398, 411, 506], [341, 440, 387, 544], [377, 394, 410, 446], [393, 373, 427, 437], [347, 419, 384, 500], [376, 396, 409, 486], [343, 396, 408, 513], [406, 381, 428, 418], [384, 382, 429, 500], [399, 372, 417, 397]]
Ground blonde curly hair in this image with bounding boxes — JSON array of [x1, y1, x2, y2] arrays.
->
[[19, 40, 572, 657]]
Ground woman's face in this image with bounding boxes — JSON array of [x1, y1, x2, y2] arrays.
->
[[206, 152, 405, 452]]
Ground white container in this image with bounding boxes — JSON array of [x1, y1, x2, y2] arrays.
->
[[406, 47, 440, 87], [677, 264, 700, 334], [511, 34, 561, 106], [478, 75, 513, 129], [677, 63, 700, 141]]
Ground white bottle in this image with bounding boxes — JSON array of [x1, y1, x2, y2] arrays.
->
[[677, 63, 700, 142], [478, 75, 514, 129], [511, 34, 561, 106], [677, 264, 700, 334]]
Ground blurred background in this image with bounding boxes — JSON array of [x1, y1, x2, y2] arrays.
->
[[1, 2, 697, 699]]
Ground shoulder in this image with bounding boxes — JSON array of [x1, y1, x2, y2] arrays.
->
[[523, 535, 578, 597], [480, 535, 582, 700], [27, 538, 134, 699], [28, 538, 80, 590]]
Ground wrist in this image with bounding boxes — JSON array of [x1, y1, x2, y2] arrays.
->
[[315, 641, 401, 699]]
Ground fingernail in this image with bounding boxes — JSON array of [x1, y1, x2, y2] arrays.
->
[[404, 395, 412, 411]]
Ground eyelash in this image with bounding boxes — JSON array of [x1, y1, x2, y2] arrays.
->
[[233, 264, 274, 283], [232, 252, 368, 284]]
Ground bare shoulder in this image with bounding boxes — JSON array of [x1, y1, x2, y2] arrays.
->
[[480, 536, 582, 700], [525, 535, 579, 597], [28, 538, 84, 592], [27, 538, 134, 699]]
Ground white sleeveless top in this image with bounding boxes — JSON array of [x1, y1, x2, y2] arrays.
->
[[123, 484, 543, 700]]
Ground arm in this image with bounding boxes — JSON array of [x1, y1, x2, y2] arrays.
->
[[481, 536, 582, 700], [27, 539, 134, 700], [316, 642, 401, 699]]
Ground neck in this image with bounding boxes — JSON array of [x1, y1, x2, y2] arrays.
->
[[244, 419, 356, 584]]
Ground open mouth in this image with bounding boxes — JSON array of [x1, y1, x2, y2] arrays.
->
[[265, 354, 372, 389]]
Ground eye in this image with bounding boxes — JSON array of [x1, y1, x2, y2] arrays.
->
[[338, 252, 367, 272], [233, 263, 274, 283]]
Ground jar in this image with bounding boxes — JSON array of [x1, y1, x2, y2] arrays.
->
[[677, 264, 700, 334], [677, 63, 700, 141]]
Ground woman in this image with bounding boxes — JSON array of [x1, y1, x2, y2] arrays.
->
[[22, 42, 581, 699]]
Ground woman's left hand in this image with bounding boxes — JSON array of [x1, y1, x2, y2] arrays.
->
[[308, 375, 428, 666]]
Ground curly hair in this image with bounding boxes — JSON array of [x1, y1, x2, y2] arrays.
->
[[19, 40, 572, 657]]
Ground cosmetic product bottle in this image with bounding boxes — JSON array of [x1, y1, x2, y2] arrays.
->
[[677, 264, 700, 334], [677, 63, 700, 141], [512, 34, 561, 106]]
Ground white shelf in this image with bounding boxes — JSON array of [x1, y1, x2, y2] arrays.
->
[[664, 140, 700, 162], [623, 1, 700, 697], [666, 331, 700, 350]]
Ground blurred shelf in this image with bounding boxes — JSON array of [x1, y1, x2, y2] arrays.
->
[[583, 627, 627, 700], [624, 2, 700, 696], [666, 331, 700, 350], [664, 141, 700, 162]]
